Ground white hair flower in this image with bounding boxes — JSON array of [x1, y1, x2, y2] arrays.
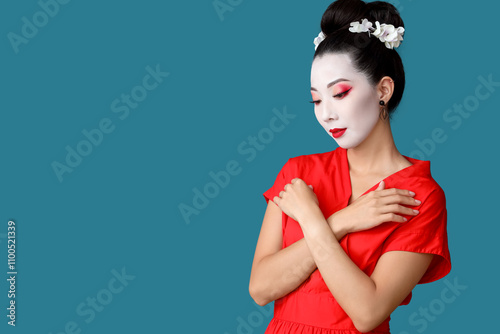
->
[[348, 18, 373, 33], [313, 31, 326, 51], [313, 18, 404, 50], [313, 19, 404, 51], [371, 21, 405, 49]]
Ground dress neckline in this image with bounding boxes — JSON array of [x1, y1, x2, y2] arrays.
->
[[339, 146, 430, 206]]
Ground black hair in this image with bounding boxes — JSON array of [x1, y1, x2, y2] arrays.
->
[[314, 0, 406, 119]]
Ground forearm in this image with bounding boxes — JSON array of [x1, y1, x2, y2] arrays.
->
[[250, 238, 315, 305], [251, 217, 348, 306], [300, 211, 379, 331]]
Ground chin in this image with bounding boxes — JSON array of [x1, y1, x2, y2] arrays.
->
[[334, 138, 365, 150], [337, 143, 354, 149], [332, 132, 370, 150]]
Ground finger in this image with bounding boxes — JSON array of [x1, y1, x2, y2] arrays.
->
[[382, 203, 420, 216], [379, 194, 422, 207], [379, 212, 408, 223], [376, 180, 385, 190], [308, 185, 313, 190], [377, 187, 416, 199]]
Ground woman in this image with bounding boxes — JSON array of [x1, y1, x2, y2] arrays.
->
[[248, 0, 451, 333]]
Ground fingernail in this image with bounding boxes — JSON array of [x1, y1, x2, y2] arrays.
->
[[403, 217, 407, 222], [415, 199, 421, 205], [409, 191, 415, 196], [413, 209, 419, 214]]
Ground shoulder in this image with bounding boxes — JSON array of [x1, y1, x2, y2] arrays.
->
[[402, 157, 446, 206], [403, 178, 447, 233], [388, 158, 448, 231], [423, 181, 447, 213], [413, 173, 446, 207]]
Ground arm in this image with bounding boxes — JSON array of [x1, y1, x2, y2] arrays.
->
[[248, 200, 348, 306], [300, 212, 433, 332], [250, 180, 418, 307], [273, 179, 432, 332]]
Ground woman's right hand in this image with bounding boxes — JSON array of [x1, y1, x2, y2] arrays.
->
[[327, 180, 421, 237]]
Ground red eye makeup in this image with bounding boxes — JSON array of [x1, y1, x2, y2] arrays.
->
[[334, 84, 353, 98]]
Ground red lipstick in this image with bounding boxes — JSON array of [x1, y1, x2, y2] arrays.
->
[[329, 128, 346, 138]]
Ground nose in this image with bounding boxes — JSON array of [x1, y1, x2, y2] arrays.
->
[[320, 102, 338, 122]]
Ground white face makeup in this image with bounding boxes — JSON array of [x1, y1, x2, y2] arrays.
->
[[310, 53, 381, 149]]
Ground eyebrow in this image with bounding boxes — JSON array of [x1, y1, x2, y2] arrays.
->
[[311, 78, 350, 91]]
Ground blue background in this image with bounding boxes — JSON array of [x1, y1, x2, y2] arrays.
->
[[0, 0, 497, 333]]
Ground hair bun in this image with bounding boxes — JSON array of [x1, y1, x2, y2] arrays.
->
[[320, 0, 404, 36], [365, 1, 404, 29], [320, 0, 366, 35]]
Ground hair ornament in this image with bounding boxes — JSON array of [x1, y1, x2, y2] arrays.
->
[[313, 31, 327, 51], [313, 18, 405, 51], [349, 18, 404, 49]]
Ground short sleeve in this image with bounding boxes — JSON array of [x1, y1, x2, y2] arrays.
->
[[262, 158, 296, 204], [381, 186, 451, 284]]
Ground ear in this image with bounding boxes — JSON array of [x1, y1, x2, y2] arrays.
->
[[377, 76, 395, 104]]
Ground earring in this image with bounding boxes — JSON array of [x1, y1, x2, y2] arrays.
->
[[379, 100, 389, 120]]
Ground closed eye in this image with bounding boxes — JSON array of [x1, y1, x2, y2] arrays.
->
[[309, 88, 352, 105], [334, 88, 352, 99]]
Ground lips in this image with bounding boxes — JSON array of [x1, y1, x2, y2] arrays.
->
[[329, 128, 346, 138]]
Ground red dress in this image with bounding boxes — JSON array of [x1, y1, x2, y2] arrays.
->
[[262, 146, 451, 334]]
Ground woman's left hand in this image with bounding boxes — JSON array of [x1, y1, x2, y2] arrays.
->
[[273, 178, 322, 223]]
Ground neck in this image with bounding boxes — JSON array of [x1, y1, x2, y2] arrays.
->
[[346, 118, 408, 175]]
